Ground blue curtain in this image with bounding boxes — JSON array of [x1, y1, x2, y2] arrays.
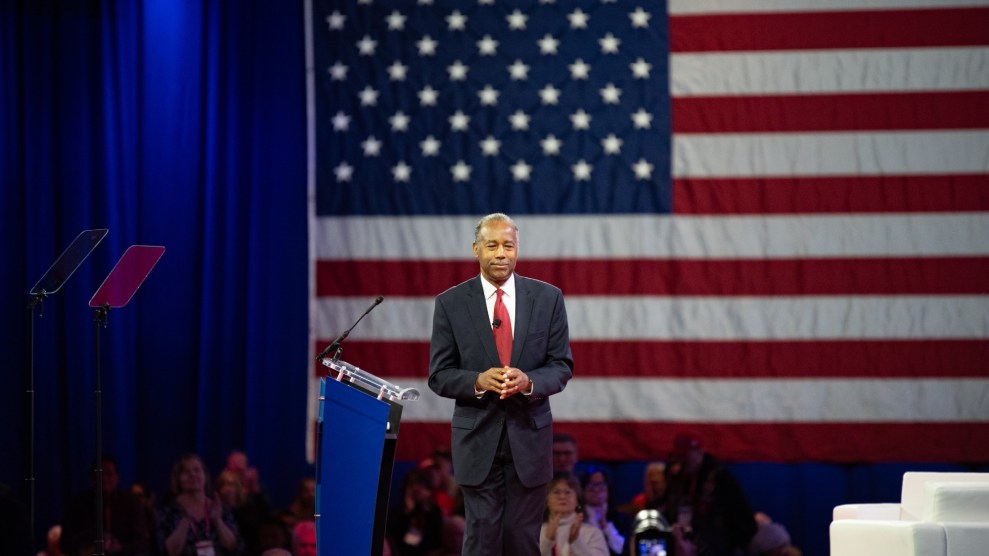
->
[[1, 0, 310, 547]]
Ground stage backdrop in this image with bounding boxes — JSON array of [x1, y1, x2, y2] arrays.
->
[[1, 0, 310, 549], [307, 0, 989, 464]]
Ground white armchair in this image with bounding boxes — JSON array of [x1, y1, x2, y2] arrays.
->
[[830, 472, 989, 556]]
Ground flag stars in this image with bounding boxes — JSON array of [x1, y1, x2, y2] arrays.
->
[[418, 85, 439, 106], [632, 108, 653, 129], [478, 85, 500, 106], [448, 60, 469, 81], [633, 158, 654, 180], [600, 83, 622, 104], [480, 135, 501, 156], [510, 160, 533, 181], [389, 111, 410, 132], [631, 58, 652, 79], [572, 160, 593, 181], [630, 7, 652, 28], [361, 136, 382, 157], [541, 134, 562, 155], [387, 61, 408, 81], [569, 59, 590, 80], [509, 110, 531, 131], [602, 134, 623, 154], [599, 33, 620, 54], [507, 9, 528, 30], [326, 11, 345, 30], [417, 35, 438, 56], [508, 60, 530, 81], [446, 10, 467, 31], [539, 84, 561, 105], [358, 86, 379, 106], [420, 135, 441, 156], [477, 35, 499, 56], [392, 162, 412, 183], [451, 161, 472, 182], [333, 161, 353, 182], [356, 35, 377, 56], [568, 9, 589, 29], [328, 62, 348, 81], [450, 111, 470, 131], [570, 109, 592, 130], [331, 111, 350, 131], [538, 34, 560, 55], [385, 10, 406, 31]]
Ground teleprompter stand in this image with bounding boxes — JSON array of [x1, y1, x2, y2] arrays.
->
[[316, 357, 419, 555], [88, 245, 165, 556], [26, 229, 108, 547]]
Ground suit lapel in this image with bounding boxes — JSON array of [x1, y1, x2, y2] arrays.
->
[[467, 277, 503, 367], [512, 275, 533, 367]]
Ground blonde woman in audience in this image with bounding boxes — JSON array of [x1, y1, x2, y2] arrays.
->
[[158, 453, 242, 556]]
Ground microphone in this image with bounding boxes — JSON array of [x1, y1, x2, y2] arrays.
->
[[315, 296, 384, 361], [492, 318, 501, 329]]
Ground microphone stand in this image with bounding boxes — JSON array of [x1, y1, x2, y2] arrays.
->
[[315, 296, 384, 363], [93, 304, 110, 556], [25, 293, 45, 551]]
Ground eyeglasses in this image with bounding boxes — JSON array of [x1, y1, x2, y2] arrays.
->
[[550, 488, 576, 497]]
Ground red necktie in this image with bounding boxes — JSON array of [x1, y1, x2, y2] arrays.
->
[[493, 289, 512, 367]]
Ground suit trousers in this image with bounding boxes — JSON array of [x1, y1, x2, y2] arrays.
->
[[460, 426, 546, 556]]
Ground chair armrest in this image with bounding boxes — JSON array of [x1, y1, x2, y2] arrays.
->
[[833, 503, 901, 521]]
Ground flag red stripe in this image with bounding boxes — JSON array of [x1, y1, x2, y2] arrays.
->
[[314, 340, 989, 379], [670, 8, 989, 52], [673, 92, 989, 133], [675, 175, 989, 214], [316, 257, 989, 297], [394, 422, 989, 463]]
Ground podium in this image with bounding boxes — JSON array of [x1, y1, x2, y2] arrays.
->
[[316, 358, 419, 555]]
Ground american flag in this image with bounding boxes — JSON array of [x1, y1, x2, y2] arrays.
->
[[306, 0, 989, 463]]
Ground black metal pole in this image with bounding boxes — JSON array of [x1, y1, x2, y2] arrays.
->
[[26, 294, 43, 553], [93, 304, 109, 556]]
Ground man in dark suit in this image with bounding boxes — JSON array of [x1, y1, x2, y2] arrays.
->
[[429, 213, 574, 556]]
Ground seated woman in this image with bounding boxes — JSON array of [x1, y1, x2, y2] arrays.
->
[[540, 474, 609, 556], [581, 468, 631, 556], [158, 453, 242, 556]]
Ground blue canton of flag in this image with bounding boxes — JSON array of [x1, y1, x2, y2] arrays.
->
[[313, 0, 671, 216]]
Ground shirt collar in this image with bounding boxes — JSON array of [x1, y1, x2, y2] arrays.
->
[[480, 273, 516, 299]]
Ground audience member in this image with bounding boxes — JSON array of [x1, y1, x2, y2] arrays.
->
[[552, 433, 580, 476], [620, 462, 668, 517], [36, 524, 64, 556], [580, 468, 629, 556], [427, 515, 465, 556], [747, 513, 801, 556], [280, 478, 316, 529], [260, 549, 290, 556], [419, 447, 459, 517], [387, 468, 443, 556], [539, 474, 608, 556], [289, 521, 316, 556], [664, 434, 756, 556], [226, 450, 262, 496], [60, 456, 151, 556], [129, 481, 159, 554], [157, 453, 242, 556], [256, 517, 290, 554], [217, 469, 270, 555]]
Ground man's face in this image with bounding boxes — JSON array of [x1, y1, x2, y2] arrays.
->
[[473, 220, 518, 286], [552, 441, 578, 473]]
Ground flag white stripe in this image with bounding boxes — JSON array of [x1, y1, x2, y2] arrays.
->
[[673, 131, 989, 177], [315, 296, 989, 341], [669, 0, 989, 14], [671, 48, 989, 95], [314, 214, 989, 259], [375, 378, 989, 423]]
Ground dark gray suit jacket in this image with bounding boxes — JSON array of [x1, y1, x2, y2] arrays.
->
[[428, 274, 574, 488]]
